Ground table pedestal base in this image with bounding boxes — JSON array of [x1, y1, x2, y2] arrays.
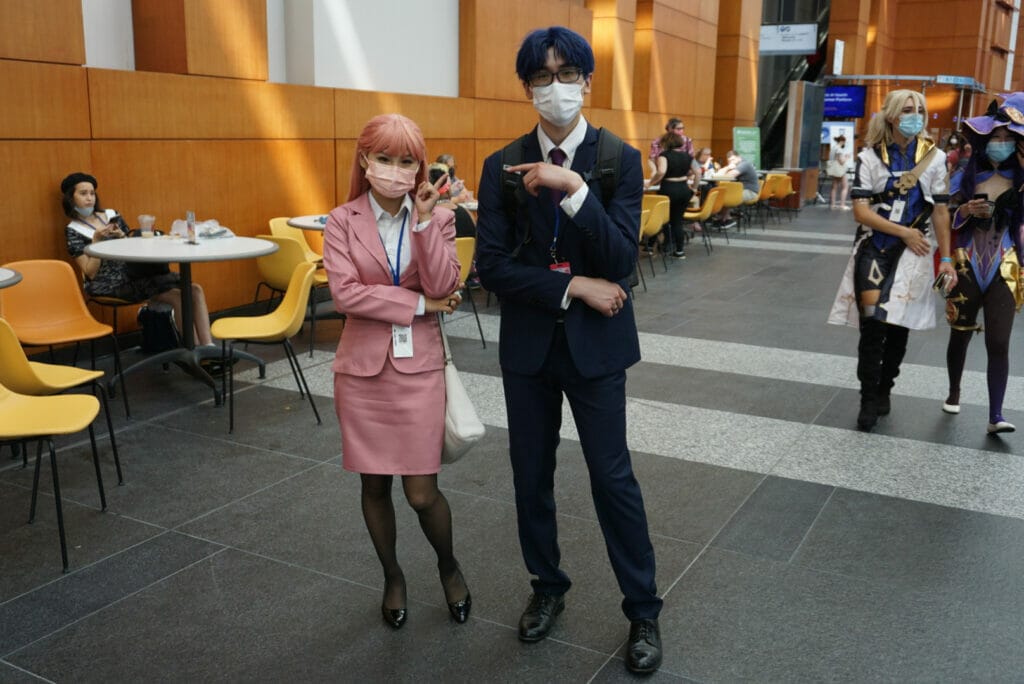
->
[[109, 345, 266, 406]]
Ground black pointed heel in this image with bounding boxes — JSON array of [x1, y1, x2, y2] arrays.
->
[[381, 605, 407, 629], [447, 591, 472, 623]]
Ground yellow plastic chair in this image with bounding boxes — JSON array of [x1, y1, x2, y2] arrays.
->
[[744, 176, 780, 231], [211, 262, 321, 433], [716, 180, 745, 232], [253, 235, 334, 358], [0, 382, 105, 572], [455, 237, 485, 348], [641, 197, 671, 271], [0, 260, 129, 417], [0, 317, 122, 482], [268, 216, 323, 262], [684, 187, 724, 254], [770, 173, 798, 220], [635, 209, 651, 292]]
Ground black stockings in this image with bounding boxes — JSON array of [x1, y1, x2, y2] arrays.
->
[[360, 473, 467, 607], [945, 276, 1016, 422]]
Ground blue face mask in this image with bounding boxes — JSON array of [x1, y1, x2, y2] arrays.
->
[[986, 140, 1016, 163], [898, 113, 924, 137], [74, 205, 94, 218]]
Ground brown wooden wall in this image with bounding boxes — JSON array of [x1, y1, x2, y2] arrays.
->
[[2, 0, 743, 332], [830, 0, 1023, 142]]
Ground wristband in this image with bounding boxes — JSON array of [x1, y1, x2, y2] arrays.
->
[[940, 257, 952, 263]]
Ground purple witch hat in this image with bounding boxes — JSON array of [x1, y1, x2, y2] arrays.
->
[[963, 92, 1024, 141]]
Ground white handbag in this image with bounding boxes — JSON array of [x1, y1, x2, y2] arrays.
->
[[438, 314, 485, 463]]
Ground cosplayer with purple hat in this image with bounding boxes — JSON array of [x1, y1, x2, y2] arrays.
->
[[942, 93, 1024, 434]]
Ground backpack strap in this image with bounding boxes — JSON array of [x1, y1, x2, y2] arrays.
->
[[581, 128, 623, 206]]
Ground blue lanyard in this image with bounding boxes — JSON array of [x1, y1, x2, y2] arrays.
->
[[550, 203, 562, 262], [380, 212, 407, 285]]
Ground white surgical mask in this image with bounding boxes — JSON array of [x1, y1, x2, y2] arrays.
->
[[74, 205, 94, 217], [532, 82, 583, 127]]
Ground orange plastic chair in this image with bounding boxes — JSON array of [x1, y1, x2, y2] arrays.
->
[[0, 260, 129, 416], [455, 237, 485, 348]]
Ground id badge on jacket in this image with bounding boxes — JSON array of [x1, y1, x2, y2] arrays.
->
[[392, 324, 413, 358]]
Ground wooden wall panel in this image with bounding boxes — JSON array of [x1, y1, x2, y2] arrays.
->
[[0, 141, 91, 263], [132, 0, 188, 74], [460, 0, 586, 102], [89, 69, 334, 139], [0, 60, 91, 139], [0, 0, 84, 64], [334, 90, 476, 140], [184, 0, 268, 80], [591, 17, 636, 110]]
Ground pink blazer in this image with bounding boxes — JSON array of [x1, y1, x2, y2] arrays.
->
[[322, 193, 461, 377]]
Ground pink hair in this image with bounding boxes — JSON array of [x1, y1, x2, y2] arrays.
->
[[347, 114, 429, 202]]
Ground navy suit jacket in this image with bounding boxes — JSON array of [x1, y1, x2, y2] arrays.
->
[[475, 123, 643, 379]]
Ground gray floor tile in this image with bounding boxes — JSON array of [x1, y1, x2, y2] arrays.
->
[[6, 548, 610, 683], [0, 482, 164, 603], [792, 488, 1024, 609], [710, 476, 833, 561], [0, 426, 318, 529], [0, 532, 221, 656], [0, 661, 47, 683], [153, 383, 340, 461], [660, 548, 1024, 682]]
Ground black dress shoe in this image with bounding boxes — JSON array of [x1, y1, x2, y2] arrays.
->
[[518, 593, 564, 642], [381, 605, 407, 629], [626, 618, 662, 674]]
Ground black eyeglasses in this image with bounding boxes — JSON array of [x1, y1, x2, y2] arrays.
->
[[527, 67, 584, 87]]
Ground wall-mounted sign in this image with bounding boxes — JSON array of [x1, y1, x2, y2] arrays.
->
[[759, 23, 818, 55]]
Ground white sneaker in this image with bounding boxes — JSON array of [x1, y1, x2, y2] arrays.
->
[[941, 402, 960, 414], [987, 421, 1016, 434]]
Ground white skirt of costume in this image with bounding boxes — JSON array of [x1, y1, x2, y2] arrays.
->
[[827, 231, 939, 331]]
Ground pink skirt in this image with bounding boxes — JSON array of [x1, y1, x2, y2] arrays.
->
[[334, 360, 445, 475]]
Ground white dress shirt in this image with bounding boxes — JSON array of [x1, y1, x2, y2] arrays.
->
[[367, 192, 430, 314]]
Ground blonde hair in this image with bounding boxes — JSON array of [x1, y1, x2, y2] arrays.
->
[[347, 114, 428, 202], [865, 89, 930, 147]]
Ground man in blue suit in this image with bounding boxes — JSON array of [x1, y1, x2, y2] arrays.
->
[[475, 26, 662, 675]]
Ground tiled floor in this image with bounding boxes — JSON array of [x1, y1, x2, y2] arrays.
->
[[3, 203, 1024, 682]]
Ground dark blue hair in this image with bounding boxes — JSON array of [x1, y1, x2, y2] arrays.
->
[[515, 26, 594, 83]]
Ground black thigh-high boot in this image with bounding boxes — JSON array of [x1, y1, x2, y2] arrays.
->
[[857, 317, 887, 431], [877, 324, 909, 416]]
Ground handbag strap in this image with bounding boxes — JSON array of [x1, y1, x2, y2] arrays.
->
[[437, 312, 453, 365]]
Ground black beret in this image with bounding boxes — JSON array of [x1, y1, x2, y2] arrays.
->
[[61, 172, 97, 194]]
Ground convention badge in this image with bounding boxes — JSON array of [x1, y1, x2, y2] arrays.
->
[[549, 261, 571, 274], [392, 324, 414, 358], [889, 198, 907, 224]]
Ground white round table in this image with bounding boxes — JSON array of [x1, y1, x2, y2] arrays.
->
[[0, 267, 22, 289], [287, 215, 329, 231], [85, 236, 278, 402]]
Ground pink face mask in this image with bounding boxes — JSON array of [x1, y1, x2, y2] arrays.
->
[[364, 158, 418, 199]]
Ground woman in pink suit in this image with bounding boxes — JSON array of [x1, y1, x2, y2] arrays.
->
[[322, 114, 469, 630]]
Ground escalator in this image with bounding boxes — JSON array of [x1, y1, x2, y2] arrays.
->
[[758, 4, 831, 169]]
